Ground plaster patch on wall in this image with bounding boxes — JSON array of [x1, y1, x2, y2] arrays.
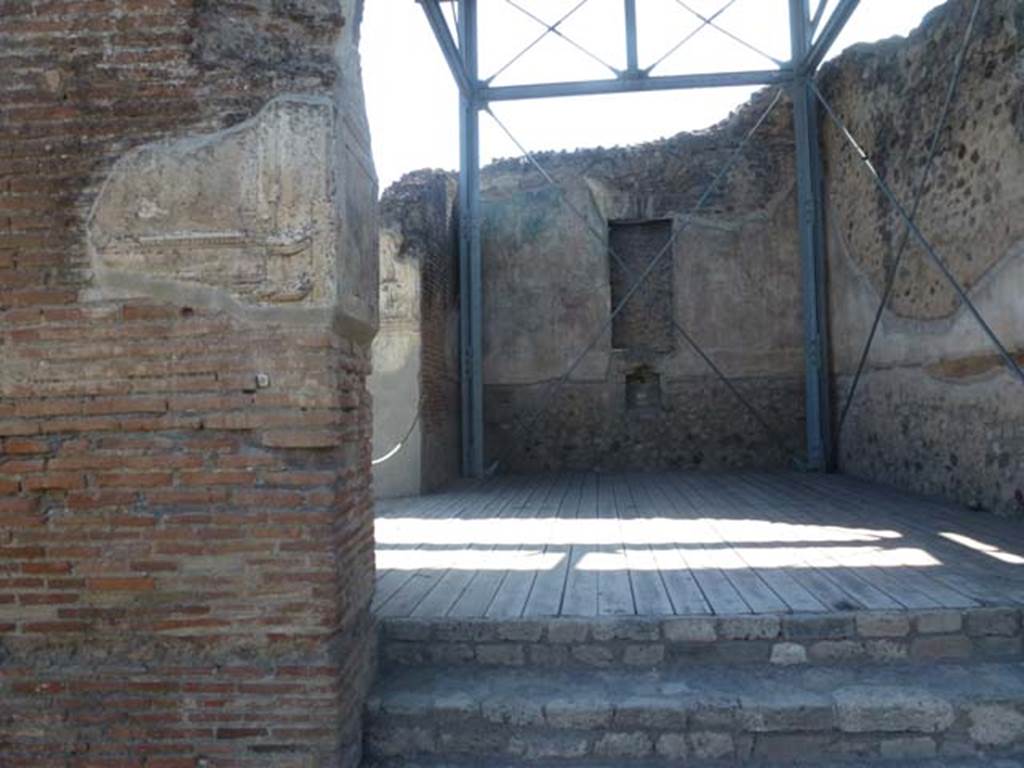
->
[[86, 95, 355, 326], [829, 227, 1024, 377]]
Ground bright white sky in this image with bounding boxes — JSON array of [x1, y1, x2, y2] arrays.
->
[[362, 0, 946, 191]]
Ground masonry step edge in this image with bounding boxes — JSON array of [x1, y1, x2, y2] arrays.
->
[[364, 660, 1024, 765], [378, 608, 1024, 670]]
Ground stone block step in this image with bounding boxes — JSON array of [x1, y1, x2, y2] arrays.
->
[[379, 608, 1024, 671], [364, 661, 1024, 766], [367, 759, 1024, 768]]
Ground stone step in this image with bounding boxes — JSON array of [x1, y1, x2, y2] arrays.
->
[[379, 608, 1024, 671], [366, 759, 1024, 768], [364, 661, 1024, 766]]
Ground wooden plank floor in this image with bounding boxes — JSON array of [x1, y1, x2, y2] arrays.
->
[[373, 471, 1024, 619]]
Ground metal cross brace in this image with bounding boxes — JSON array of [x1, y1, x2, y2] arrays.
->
[[483, 98, 798, 470], [483, 91, 792, 473], [417, 0, 864, 476], [812, 80, 1024, 389], [836, 0, 986, 434], [501, 0, 620, 78]]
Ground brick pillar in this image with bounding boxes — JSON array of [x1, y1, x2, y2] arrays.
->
[[0, 2, 378, 765]]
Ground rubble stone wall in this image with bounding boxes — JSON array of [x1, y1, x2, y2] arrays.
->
[[0, 1, 378, 765], [377, 0, 1021, 515], [822, 0, 1024, 515], [479, 91, 807, 472]]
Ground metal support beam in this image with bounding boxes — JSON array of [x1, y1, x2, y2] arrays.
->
[[420, 0, 473, 98], [789, 0, 833, 471], [624, 0, 639, 74], [803, 0, 859, 74], [457, 0, 485, 477], [480, 68, 791, 102]]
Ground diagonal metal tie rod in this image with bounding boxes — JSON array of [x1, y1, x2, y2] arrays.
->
[[671, 0, 785, 68], [646, 0, 739, 76], [503, 0, 621, 78], [485, 98, 797, 464], [837, 0, 984, 434], [809, 0, 827, 35], [811, 79, 1024, 389], [483, 89, 788, 472], [487, 0, 592, 84]]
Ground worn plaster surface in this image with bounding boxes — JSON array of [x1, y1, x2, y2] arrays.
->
[[822, 0, 1024, 515], [370, 170, 459, 498], [477, 90, 805, 472]]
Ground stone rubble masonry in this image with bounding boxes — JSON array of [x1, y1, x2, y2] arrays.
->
[[823, 0, 1024, 515], [364, 658, 1024, 765], [475, 86, 805, 473], [378, 609, 1024, 671], [378, 0, 1023, 514], [0, 1, 377, 766]]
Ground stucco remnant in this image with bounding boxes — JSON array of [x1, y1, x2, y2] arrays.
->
[[89, 97, 339, 309], [824, 0, 1024, 515], [370, 170, 460, 498]]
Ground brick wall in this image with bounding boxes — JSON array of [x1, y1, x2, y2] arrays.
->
[[609, 219, 675, 355], [415, 173, 460, 492], [1, 1, 377, 765], [370, 170, 459, 497]]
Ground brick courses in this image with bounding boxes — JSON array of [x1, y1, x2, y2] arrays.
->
[[1, 1, 376, 765]]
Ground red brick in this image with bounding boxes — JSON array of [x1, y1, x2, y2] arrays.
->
[[66, 490, 136, 509], [146, 489, 229, 505], [216, 727, 267, 739], [260, 430, 339, 449], [22, 472, 84, 491], [95, 472, 172, 488], [179, 470, 256, 487], [23, 621, 90, 633], [2, 437, 50, 454], [22, 561, 71, 574], [19, 593, 79, 605], [0, 546, 45, 559], [0, 419, 39, 437], [130, 560, 178, 572], [83, 396, 168, 415], [86, 577, 155, 592], [11, 681, 65, 694]]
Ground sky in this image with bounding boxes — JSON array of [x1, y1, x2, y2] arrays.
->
[[361, 0, 947, 191]]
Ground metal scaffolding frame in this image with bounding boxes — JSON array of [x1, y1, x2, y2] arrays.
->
[[418, 0, 1021, 479]]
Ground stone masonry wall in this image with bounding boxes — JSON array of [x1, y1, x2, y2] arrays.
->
[[0, 1, 378, 766], [369, 170, 459, 498], [379, 0, 1021, 509], [416, 174, 460, 492], [479, 91, 806, 472], [822, 0, 1024, 515]]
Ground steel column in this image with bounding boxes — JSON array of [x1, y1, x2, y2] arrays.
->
[[624, 0, 639, 74], [458, 0, 485, 477], [789, 0, 833, 471], [803, 0, 859, 74]]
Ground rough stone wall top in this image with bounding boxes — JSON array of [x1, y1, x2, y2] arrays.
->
[[478, 86, 802, 386], [820, 0, 1024, 320]]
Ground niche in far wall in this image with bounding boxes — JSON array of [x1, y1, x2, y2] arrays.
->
[[608, 218, 674, 354], [625, 364, 662, 413]]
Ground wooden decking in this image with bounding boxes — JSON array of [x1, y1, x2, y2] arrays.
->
[[373, 471, 1024, 619]]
